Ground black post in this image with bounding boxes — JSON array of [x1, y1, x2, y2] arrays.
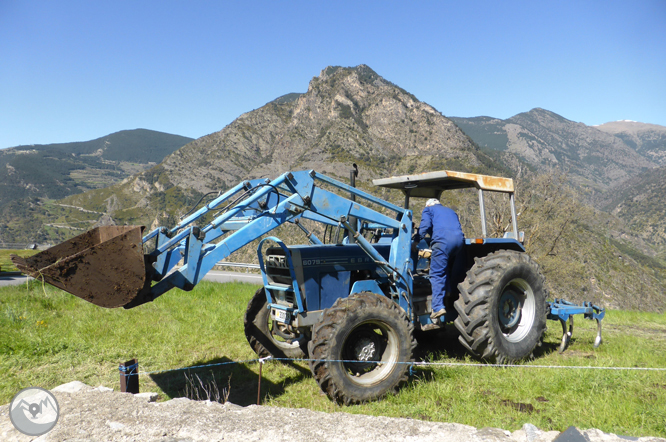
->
[[119, 359, 139, 394], [348, 164, 359, 244], [349, 163, 358, 202], [257, 361, 263, 405]]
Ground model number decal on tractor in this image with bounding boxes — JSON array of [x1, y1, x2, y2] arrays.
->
[[302, 257, 372, 266]]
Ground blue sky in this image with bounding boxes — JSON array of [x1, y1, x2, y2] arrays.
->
[[1, 0, 664, 148]]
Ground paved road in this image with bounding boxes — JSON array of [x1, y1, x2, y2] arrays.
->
[[0, 270, 262, 288], [0, 273, 28, 287]]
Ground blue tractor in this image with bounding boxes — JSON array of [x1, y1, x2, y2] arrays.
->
[[13, 169, 604, 404]]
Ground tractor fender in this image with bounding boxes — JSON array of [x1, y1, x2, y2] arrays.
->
[[350, 280, 384, 297]]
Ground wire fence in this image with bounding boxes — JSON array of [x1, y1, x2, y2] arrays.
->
[[118, 356, 666, 405], [122, 356, 666, 378]]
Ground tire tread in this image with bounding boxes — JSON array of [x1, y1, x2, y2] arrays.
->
[[453, 250, 547, 363]]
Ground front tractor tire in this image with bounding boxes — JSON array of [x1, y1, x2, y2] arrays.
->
[[244, 288, 307, 359], [308, 292, 416, 405], [454, 250, 547, 363]]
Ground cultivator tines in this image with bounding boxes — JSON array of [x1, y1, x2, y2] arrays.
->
[[547, 299, 605, 353]]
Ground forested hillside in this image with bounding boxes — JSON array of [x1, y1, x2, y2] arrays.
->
[[0, 129, 192, 208]]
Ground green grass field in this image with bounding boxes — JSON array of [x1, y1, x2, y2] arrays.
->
[[0, 249, 38, 273], [1, 279, 664, 438]]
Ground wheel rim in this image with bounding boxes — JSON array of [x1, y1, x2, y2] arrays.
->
[[497, 278, 536, 343], [342, 320, 399, 386], [269, 319, 302, 350]]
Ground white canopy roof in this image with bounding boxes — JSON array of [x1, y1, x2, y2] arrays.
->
[[373, 170, 514, 198]]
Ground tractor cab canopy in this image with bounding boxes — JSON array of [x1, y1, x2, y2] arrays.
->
[[372, 170, 514, 199], [373, 170, 519, 241]]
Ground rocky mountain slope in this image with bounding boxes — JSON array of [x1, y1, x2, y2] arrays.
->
[[59, 65, 499, 226], [598, 165, 666, 246], [149, 65, 487, 195], [0, 129, 192, 209], [450, 109, 655, 193], [595, 120, 666, 165], [450, 112, 666, 245]]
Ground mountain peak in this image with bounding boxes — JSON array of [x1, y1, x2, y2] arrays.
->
[[317, 64, 381, 84], [596, 120, 666, 134], [125, 64, 481, 196], [453, 108, 655, 190], [308, 65, 392, 97], [519, 108, 573, 123]]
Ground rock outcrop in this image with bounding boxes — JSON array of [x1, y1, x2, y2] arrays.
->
[[2, 381, 662, 442]]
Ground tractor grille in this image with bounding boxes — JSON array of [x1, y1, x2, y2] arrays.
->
[[265, 253, 296, 306]]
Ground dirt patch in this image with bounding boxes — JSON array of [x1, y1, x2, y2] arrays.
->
[[605, 324, 666, 339], [501, 399, 536, 414]]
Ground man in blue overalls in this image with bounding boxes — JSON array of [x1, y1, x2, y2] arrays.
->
[[414, 198, 465, 320]]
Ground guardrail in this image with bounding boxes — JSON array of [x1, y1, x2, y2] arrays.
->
[[215, 261, 260, 269], [0, 243, 41, 250]]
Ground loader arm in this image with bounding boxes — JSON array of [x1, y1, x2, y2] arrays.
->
[[17, 170, 413, 311], [133, 170, 413, 311]]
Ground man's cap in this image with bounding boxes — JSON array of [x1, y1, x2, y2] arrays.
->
[[425, 198, 441, 207]]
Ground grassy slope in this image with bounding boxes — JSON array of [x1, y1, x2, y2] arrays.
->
[[1, 280, 664, 437]]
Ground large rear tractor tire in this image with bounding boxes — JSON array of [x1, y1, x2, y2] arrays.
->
[[308, 292, 416, 405], [454, 250, 547, 363], [244, 288, 307, 359]]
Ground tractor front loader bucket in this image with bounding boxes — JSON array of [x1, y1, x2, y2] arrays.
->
[[10, 226, 150, 308]]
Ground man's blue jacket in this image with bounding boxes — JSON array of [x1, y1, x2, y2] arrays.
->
[[416, 205, 464, 245]]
